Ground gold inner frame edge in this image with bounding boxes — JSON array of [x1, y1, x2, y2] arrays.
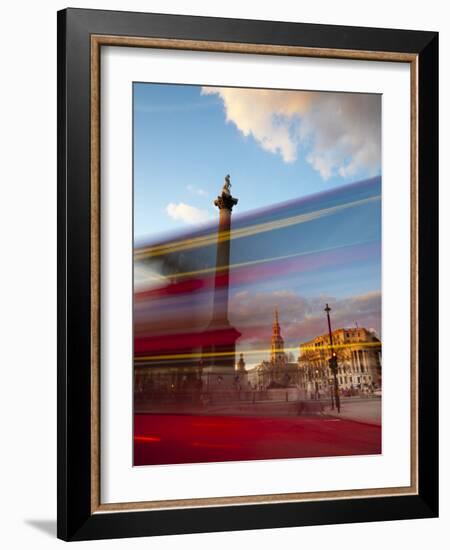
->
[[90, 34, 419, 514]]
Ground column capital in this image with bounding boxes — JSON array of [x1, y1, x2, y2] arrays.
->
[[214, 192, 238, 211]]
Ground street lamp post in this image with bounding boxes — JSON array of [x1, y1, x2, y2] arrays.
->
[[330, 379, 335, 410], [324, 303, 341, 413], [315, 369, 319, 400]]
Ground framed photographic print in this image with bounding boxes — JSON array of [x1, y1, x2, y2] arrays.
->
[[57, 8, 438, 541]]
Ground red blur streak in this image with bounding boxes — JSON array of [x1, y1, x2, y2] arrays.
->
[[133, 414, 381, 466], [135, 277, 207, 300], [191, 442, 240, 449], [134, 242, 378, 303], [229, 243, 374, 287], [134, 326, 240, 356], [134, 435, 161, 442]]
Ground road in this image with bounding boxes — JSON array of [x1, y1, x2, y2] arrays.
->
[[134, 413, 381, 466]]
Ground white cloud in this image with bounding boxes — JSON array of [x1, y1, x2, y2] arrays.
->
[[299, 93, 381, 180], [202, 87, 309, 162], [202, 87, 381, 180], [166, 202, 211, 225]]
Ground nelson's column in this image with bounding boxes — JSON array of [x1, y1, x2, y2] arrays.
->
[[202, 175, 241, 390]]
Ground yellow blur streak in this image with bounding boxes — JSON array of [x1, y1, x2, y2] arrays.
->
[[135, 195, 380, 260], [134, 341, 381, 362], [152, 241, 360, 281]]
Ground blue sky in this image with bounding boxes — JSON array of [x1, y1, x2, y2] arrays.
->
[[133, 83, 381, 243]]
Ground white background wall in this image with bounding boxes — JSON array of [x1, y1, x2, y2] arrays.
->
[[0, 0, 447, 548]]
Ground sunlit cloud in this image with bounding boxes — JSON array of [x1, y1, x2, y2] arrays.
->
[[166, 202, 211, 225], [201, 87, 381, 180]]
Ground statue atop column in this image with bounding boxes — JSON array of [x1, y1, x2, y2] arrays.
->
[[215, 174, 238, 211], [222, 174, 232, 195]]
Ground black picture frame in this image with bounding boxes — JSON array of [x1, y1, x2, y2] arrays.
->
[[57, 7, 438, 541]]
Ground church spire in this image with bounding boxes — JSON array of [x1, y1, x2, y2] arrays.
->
[[272, 308, 281, 334], [270, 308, 285, 364]]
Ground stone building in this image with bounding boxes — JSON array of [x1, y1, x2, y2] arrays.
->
[[298, 327, 382, 397]]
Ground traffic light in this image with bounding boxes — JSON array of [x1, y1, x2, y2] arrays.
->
[[329, 352, 338, 372]]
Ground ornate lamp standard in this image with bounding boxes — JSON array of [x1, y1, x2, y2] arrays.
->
[[324, 303, 341, 413], [329, 376, 335, 410], [315, 369, 319, 400]]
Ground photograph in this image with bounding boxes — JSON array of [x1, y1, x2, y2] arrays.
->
[[133, 83, 383, 466]]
